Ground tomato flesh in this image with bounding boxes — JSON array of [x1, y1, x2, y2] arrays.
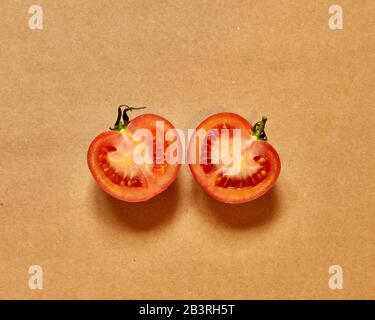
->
[[189, 112, 280, 204], [88, 114, 181, 202]]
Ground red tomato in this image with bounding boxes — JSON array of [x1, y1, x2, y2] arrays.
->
[[188, 112, 280, 204], [87, 106, 181, 202]]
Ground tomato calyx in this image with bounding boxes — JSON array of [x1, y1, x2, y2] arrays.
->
[[252, 116, 268, 141], [109, 105, 146, 131]]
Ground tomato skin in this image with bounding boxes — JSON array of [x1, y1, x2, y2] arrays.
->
[[188, 113, 281, 204], [87, 114, 181, 202], [194, 112, 253, 134]]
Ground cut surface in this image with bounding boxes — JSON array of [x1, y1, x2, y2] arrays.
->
[[189, 112, 280, 204], [87, 114, 181, 202]]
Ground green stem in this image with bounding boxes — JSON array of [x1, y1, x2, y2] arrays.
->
[[252, 116, 268, 141], [110, 105, 146, 131]]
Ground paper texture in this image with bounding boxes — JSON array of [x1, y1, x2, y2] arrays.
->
[[1, 0, 374, 299]]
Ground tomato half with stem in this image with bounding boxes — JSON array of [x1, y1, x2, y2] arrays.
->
[[188, 112, 280, 204], [87, 106, 181, 202]]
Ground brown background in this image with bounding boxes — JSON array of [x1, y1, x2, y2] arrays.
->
[[1, 0, 374, 299]]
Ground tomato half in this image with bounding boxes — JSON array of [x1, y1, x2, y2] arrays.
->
[[87, 106, 181, 202], [188, 112, 280, 204]]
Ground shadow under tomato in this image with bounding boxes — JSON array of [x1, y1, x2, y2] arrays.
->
[[93, 180, 179, 231], [195, 184, 279, 229]]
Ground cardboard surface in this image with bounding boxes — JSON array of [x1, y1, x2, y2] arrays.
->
[[1, 0, 374, 299]]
